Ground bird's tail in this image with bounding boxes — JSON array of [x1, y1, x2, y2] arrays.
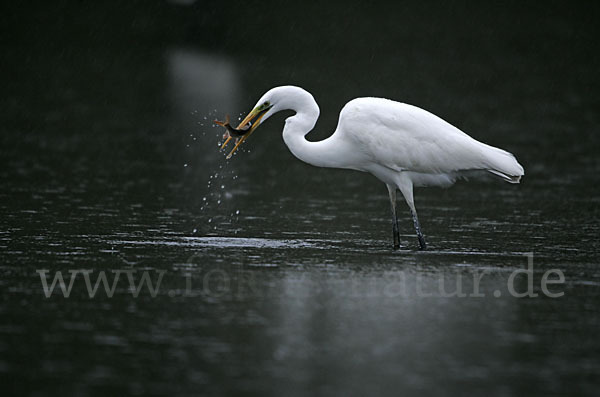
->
[[481, 144, 524, 184]]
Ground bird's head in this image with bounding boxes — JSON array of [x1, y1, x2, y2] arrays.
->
[[237, 96, 276, 135]]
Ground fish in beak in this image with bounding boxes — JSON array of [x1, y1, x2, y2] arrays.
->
[[214, 115, 251, 150], [215, 103, 272, 159]]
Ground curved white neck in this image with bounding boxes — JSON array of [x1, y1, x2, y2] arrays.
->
[[280, 95, 346, 169]]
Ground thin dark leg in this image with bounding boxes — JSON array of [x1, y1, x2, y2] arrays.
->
[[392, 214, 400, 249], [410, 208, 427, 250], [387, 185, 400, 250], [396, 175, 427, 251]]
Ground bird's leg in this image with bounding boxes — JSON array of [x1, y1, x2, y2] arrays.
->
[[410, 207, 427, 250], [387, 184, 401, 250], [396, 175, 427, 250]]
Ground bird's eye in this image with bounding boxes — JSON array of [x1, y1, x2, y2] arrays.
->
[[263, 101, 270, 107]]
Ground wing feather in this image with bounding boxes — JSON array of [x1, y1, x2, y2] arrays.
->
[[336, 98, 506, 175]]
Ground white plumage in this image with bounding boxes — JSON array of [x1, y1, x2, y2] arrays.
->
[[229, 85, 524, 249], [338, 98, 523, 181]]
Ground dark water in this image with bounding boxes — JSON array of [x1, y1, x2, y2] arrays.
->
[[2, 2, 600, 396]]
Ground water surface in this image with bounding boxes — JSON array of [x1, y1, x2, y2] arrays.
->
[[2, 2, 599, 396]]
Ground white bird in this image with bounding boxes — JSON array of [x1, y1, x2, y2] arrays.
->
[[221, 86, 524, 250]]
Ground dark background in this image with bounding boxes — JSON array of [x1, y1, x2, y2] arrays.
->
[[1, 1, 599, 396]]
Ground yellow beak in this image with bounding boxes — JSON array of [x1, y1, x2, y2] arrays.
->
[[225, 107, 268, 159]]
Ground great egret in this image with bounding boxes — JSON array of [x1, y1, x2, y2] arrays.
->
[[219, 86, 524, 250]]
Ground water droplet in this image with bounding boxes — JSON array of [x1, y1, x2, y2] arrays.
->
[[235, 210, 240, 215], [192, 228, 197, 233], [202, 197, 206, 201], [217, 200, 221, 205], [208, 218, 212, 223], [220, 185, 225, 189], [183, 163, 188, 167]]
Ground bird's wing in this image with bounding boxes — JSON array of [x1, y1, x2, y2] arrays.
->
[[336, 97, 496, 174]]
